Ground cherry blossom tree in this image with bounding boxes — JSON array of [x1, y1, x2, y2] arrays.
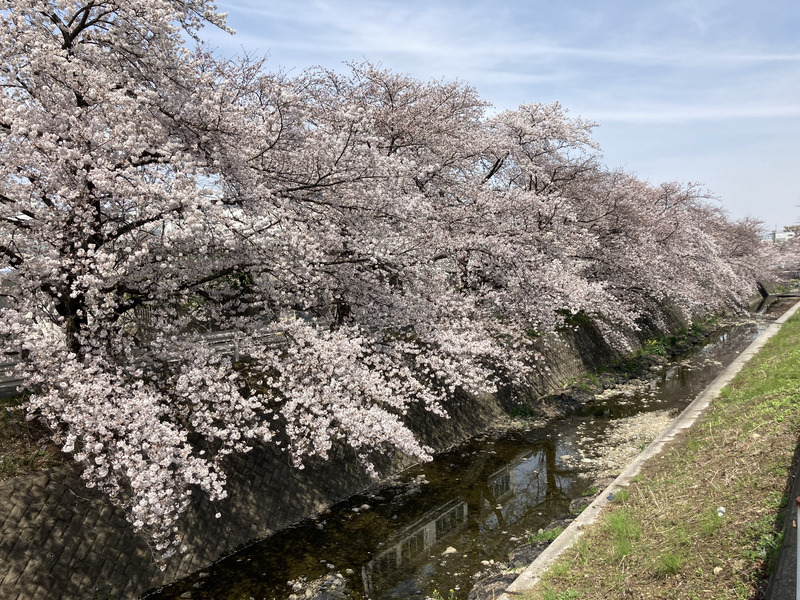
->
[[0, 1, 534, 556], [0, 0, 767, 559], [568, 172, 755, 326], [0, 0, 274, 556]]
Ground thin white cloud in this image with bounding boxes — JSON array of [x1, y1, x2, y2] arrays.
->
[[589, 104, 800, 123], [207, 0, 800, 87], [208, 0, 800, 226]]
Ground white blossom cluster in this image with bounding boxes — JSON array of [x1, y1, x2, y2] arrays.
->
[[0, 0, 775, 558]]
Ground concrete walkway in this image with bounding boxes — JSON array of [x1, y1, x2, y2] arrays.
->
[[500, 299, 800, 599]]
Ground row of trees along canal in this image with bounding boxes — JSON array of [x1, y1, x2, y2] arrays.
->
[[0, 0, 790, 562]]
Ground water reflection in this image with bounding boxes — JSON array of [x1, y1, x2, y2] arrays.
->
[[363, 499, 468, 596], [358, 440, 579, 599]]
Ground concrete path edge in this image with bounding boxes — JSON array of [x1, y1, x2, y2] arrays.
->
[[499, 301, 800, 599]]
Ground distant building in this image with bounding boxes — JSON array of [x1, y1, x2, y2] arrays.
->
[[760, 230, 797, 244]]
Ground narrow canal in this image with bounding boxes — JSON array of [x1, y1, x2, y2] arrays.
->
[[147, 317, 766, 600]]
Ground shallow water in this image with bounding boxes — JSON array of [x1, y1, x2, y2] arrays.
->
[[148, 319, 764, 600]]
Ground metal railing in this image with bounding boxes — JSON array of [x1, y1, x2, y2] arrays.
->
[[0, 329, 285, 398], [796, 495, 799, 600], [0, 360, 22, 398]]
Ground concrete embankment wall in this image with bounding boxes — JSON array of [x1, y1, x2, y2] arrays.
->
[[0, 315, 679, 600]]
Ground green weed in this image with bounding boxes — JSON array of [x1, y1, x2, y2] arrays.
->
[[610, 489, 630, 503], [653, 552, 684, 577], [643, 339, 668, 357], [699, 507, 725, 536], [509, 403, 541, 419], [605, 509, 641, 559], [529, 527, 564, 543], [543, 589, 582, 600], [745, 513, 785, 574]]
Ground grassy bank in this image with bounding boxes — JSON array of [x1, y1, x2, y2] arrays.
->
[[520, 310, 800, 600], [0, 392, 63, 480]]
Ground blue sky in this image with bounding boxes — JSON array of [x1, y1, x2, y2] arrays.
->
[[208, 0, 800, 230]]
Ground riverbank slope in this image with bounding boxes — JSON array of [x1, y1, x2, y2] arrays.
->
[[508, 300, 800, 600]]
